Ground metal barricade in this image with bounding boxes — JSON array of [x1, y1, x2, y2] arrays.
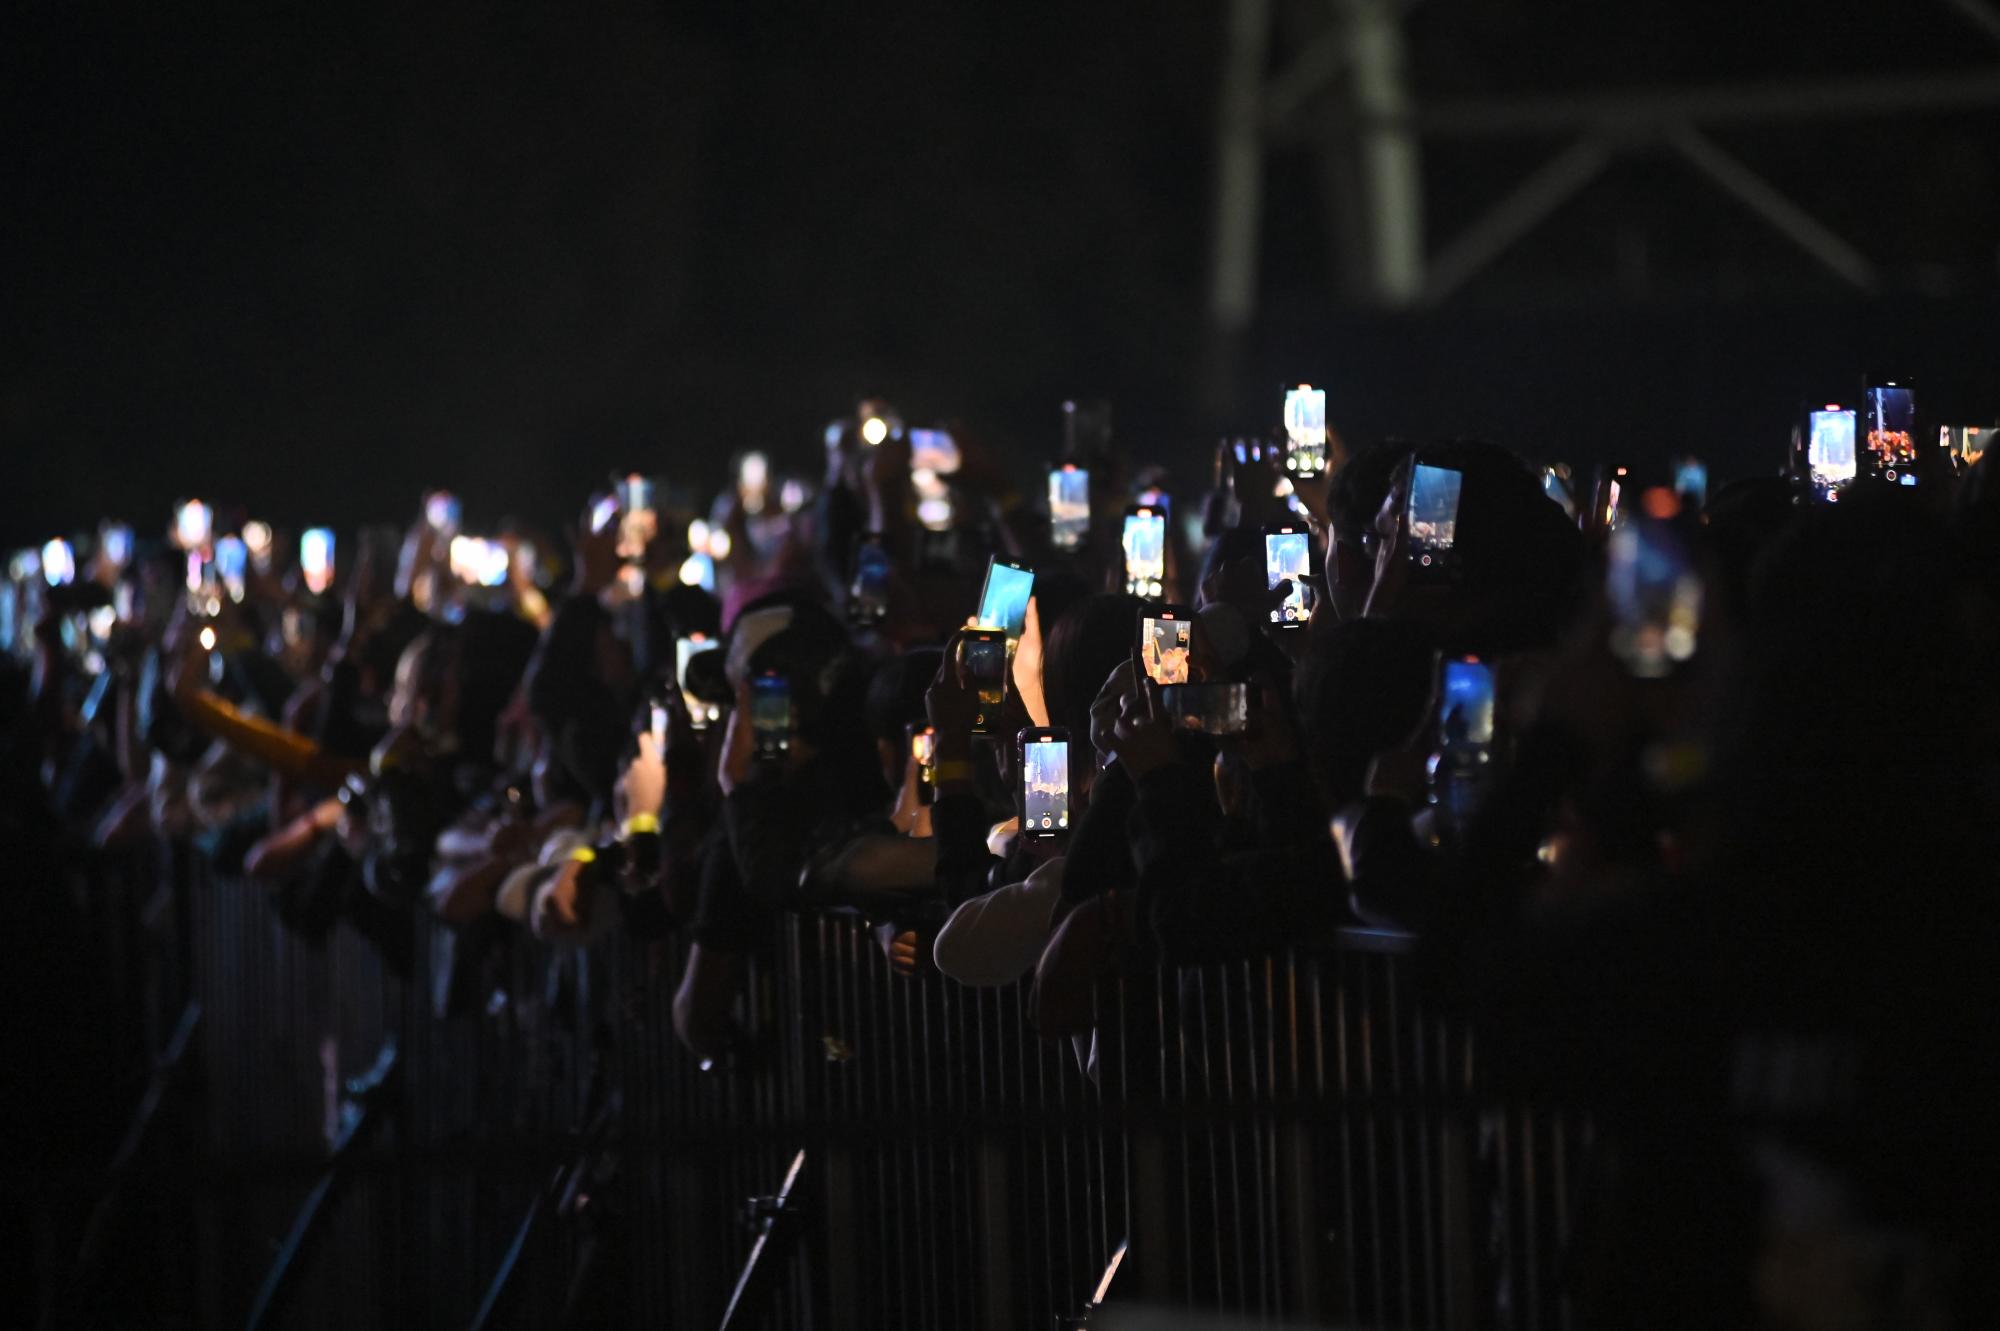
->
[[94, 850, 1584, 1330]]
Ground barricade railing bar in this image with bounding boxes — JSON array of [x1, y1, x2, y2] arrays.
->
[[58, 846, 1587, 1330]]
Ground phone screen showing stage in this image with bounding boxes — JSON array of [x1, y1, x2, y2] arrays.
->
[[1021, 736, 1069, 837], [1406, 464, 1464, 574], [1809, 409, 1857, 489], [1864, 384, 1917, 479], [1049, 467, 1090, 551], [751, 674, 791, 756], [1264, 530, 1313, 624], [1440, 659, 1495, 746], [1122, 509, 1166, 598]]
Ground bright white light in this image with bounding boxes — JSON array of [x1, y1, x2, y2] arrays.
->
[[741, 452, 769, 490], [687, 519, 710, 552], [912, 467, 937, 488], [860, 417, 889, 446], [708, 530, 733, 560], [88, 606, 116, 639], [917, 497, 953, 530], [477, 543, 510, 587], [301, 529, 335, 594], [40, 540, 75, 586], [678, 553, 715, 591], [242, 521, 272, 554], [780, 479, 807, 513], [199, 626, 217, 651], [175, 500, 212, 550]]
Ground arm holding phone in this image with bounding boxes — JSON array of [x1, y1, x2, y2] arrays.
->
[[168, 628, 365, 792], [926, 631, 1005, 905]]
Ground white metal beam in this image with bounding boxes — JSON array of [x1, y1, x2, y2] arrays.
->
[[1937, 0, 2000, 50], [1421, 137, 1614, 305], [1210, 0, 1276, 334], [1280, 68, 2000, 141], [1663, 124, 1879, 291], [1344, 0, 1426, 305]]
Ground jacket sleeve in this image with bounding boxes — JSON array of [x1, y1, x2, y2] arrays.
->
[[524, 594, 607, 731], [1058, 761, 1137, 906], [176, 688, 363, 790], [931, 788, 1000, 907], [933, 862, 1063, 988]]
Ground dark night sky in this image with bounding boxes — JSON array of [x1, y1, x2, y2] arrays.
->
[[5, 1, 1998, 548]]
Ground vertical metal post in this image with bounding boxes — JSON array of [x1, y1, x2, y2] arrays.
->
[[1206, 0, 1274, 407], [1342, 0, 1426, 305]]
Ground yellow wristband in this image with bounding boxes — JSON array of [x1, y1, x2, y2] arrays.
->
[[623, 812, 661, 837], [933, 760, 975, 785], [567, 845, 597, 865]]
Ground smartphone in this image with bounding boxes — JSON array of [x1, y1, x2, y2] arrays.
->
[[1592, 464, 1630, 534], [239, 520, 272, 570], [1437, 657, 1496, 748], [1862, 377, 1917, 483], [1161, 682, 1248, 736], [848, 533, 891, 627], [425, 491, 462, 534], [1540, 466, 1578, 521], [1121, 505, 1167, 598], [1049, 464, 1090, 552], [616, 473, 658, 563], [590, 493, 620, 536], [750, 670, 792, 759], [1807, 407, 1857, 494], [449, 536, 510, 588], [1941, 424, 1991, 467], [1283, 384, 1328, 478], [649, 698, 669, 750], [1231, 437, 1272, 466], [975, 556, 1035, 652], [1672, 457, 1709, 511], [101, 524, 134, 569], [679, 550, 716, 593], [1263, 524, 1313, 626], [214, 535, 249, 602], [1964, 426, 1990, 467], [174, 500, 213, 551], [1405, 461, 1465, 578], [41, 539, 76, 587], [738, 451, 770, 511], [960, 628, 1008, 735], [1018, 726, 1071, 839], [300, 528, 336, 595], [1138, 604, 1194, 686], [677, 633, 725, 730], [908, 722, 938, 806], [914, 467, 955, 531], [910, 428, 961, 475], [1607, 515, 1703, 678]]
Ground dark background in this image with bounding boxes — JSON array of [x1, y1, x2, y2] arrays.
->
[[6, 0, 1998, 547]]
